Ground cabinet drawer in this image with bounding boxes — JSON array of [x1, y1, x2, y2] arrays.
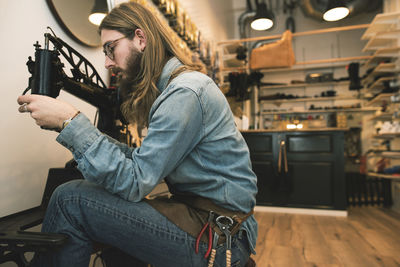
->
[[244, 134, 273, 153], [287, 134, 332, 153]]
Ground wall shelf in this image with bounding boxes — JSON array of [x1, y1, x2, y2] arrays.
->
[[261, 107, 378, 115], [364, 76, 397, 92], [222, 54, 246, 68], [363, 63, 400, 86], [362, 12, 400, 40], [367, 172, 400, 180], [373, 132, 400, 139], [381, 151, 400, 158], [364, 46, 400, 68], [366, 93, 395, 106], [374, 62, 400, 72], [260, 96, 359, 104], [219, 24, 370, 45], [220, 56, 372, 73], [362, 30, 400, 52], [369, 112, 394, 121], [260, 80, 349, 90]]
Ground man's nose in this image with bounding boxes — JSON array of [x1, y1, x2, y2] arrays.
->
[[105, 56, 114, 69]]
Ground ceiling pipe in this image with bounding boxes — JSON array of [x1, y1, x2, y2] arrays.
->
[[299, 0, 382, 21], [238, 0, 256, 38]]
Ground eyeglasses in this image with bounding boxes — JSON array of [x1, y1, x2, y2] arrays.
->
[[103, 36, 126, 60]]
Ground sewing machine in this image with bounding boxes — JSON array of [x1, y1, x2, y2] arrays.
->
[[0, 29, 136, 266]]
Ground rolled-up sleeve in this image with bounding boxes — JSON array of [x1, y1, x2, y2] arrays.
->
[[56, 87, 203, 202]]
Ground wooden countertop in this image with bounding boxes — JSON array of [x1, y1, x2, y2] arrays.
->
[[241, 128, 349, 133]]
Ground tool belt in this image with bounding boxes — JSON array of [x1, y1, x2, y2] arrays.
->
[[145, 194, 254, 267], [144, 194, 253, 244]]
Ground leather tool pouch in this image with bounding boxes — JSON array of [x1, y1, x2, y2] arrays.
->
[[144, 194, 253, 244], [250, 30, 295, 70]]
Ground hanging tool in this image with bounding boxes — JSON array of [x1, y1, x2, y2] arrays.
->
[[215, 216, 234, 267], [207, 231, 219, 267], [195, 211, 214, 258]]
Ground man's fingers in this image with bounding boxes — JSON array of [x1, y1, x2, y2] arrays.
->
[[17, 94, 34, 105], [18, 103, 30, 113]]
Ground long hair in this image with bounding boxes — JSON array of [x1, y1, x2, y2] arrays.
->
[[99, 2, 203, 130]]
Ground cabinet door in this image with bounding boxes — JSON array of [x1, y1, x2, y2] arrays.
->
[[288, 161, 334, 207], [243, 131, 346, 209], [242, 133, 280, 205], [284, 133, 345, 209]]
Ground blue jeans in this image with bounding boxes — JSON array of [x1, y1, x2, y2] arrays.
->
[[34, 180, 251, 266]]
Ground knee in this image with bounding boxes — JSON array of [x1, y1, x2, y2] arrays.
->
[[52, 179, 83, 197], [49, 179, 93, 206]]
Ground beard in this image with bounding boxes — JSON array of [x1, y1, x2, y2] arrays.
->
[[117, 46, 143, 104]]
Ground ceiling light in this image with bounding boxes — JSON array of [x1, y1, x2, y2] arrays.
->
[[89, 0, 108, 26], [251, 1, 274, 31], [323, 0, 349, 22]]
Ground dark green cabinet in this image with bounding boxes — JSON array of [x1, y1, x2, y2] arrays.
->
[[242, 131, 346, 210]]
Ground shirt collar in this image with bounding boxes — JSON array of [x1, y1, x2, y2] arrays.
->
[[156, 57, 183, 92]]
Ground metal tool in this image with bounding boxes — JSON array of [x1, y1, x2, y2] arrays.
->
[[195, 211, 214, 258], [216, 215, 234, 267], [207, 231, 219, 267]]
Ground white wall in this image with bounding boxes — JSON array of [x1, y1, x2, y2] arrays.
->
[[0, 0, 105, 217], [177, 0, 235, 42]]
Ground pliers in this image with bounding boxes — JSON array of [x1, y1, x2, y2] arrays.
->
[[195, 211, 215, 258]]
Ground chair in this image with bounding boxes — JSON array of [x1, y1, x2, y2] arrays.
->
[[0, 167, 83, 267]]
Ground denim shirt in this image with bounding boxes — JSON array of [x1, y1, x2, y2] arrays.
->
[[56, 57, 258, 253]]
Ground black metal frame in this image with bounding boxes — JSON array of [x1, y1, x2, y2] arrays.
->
[[0, 32, 128, 266]]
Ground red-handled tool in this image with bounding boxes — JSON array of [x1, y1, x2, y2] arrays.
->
[[195, 211, 215, 258]]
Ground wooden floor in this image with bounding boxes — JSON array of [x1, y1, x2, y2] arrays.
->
[[252, 206, 400, 267]]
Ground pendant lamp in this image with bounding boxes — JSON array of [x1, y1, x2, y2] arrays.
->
[[251, 0, 274, 31], [89, 0, 108, 26], [323, 0, 349, 22]]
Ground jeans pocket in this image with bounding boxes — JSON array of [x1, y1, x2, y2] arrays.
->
[[213, 235, 250, 267], [235, 233, 251, 257]]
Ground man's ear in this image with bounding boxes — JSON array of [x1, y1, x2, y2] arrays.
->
[[134, 28, 147, 52]]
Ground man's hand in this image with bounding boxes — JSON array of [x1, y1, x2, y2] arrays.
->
[[17, 95, 79, 131]]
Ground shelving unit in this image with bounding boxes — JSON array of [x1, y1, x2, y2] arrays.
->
[[362, 11, 400, 183], [136, 0, 216, 71], [217, 24, 371, 74], [217, 23, 392, 131]]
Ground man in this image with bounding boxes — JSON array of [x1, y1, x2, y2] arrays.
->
[[17, 2, 257, 266]]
